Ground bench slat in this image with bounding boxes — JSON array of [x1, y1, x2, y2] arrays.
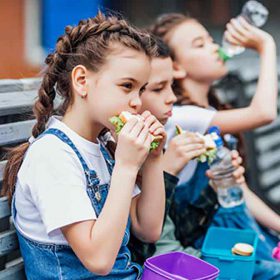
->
[[260, 165, 280, 189], [0, 120, 35, 146], [0, 198, 10, 220], [257, 148, 280, 171], [255, 118, 280, 136], [0, 230, 19, 256], [0, 261, 25, 280], [0, 161, 6, 182], [0, 78, 40, 93], [0, 80, 23, 94], [0, 90, 36, 116], [268, 187, 280, 203], [255, 129, 280, 153]]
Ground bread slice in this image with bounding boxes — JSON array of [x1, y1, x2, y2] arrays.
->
[[232, 243, 254, 256], [109, 111, 163, 151], [196, 133, 216, 150], [119, 111, 142, 123], [176, 124, 216, 150], [119, 111, 163, 141]]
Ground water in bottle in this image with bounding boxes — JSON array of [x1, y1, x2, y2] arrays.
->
[[219, 0, 269, 61], [208, 126, 244, 208]]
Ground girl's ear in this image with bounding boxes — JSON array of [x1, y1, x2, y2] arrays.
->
[[173, 61, 187, 79], [71, 65, 88, 98]]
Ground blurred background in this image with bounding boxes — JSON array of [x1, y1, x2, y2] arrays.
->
[[0, 0, 279, 213], [1, 0, 279, 78]]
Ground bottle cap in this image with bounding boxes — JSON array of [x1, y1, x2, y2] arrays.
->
[[218, 48, 231, 62], [208, 126, 223, 147], [208, 126, 221, 135]]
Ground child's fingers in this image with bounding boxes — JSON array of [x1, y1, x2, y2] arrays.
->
[[237, 156, 243, 165], [153, 127, 165, 138], [224, 31, 242, 46], [143, 132, 152, 149], [185, 132, 204, 143], [230, 18, 250, 37], [144, 115, 157, 131], [129, 120, 145, 138], [232, 166, 245, 178], [236, 177, 246, 185], [149, 122, 162, 134], [141, 110, 152, 121], [186, 149, 207, 160], [232, 156, 243, 168], [226, 23, 246, 44], [231, 150, 239, 159], [137, 125, 150, 144], [121, 117, 138, 133], [206, 170, 214, 179], [238, 16, 254, 31], [176, 133, 204, 145], [182, 144, 206, 153]]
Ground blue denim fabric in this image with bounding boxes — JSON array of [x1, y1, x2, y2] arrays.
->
[[175, 161, 280, 279], [210, 204, 280, 279], [12, 128, 142, 279]]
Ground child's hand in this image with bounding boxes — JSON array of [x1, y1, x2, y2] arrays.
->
[[207, 150, 246, 189], [231, 150, 246, 185], [225, 17, 275, 54], [141, 111, 166, 157], [115, 117, 151, 171], [163, 131, 206, 176]]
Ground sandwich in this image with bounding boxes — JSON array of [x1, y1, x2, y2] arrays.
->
[[175, 124, 218, 163], [109, 111, 163, 151]]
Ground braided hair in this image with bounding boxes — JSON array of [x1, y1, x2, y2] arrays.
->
[[2, 12, 157, 201]]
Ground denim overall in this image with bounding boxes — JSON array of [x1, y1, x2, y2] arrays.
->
[[12, 128, 142, 280], [175, 161, 280, 279]]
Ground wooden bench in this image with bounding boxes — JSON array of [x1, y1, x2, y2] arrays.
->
[[0, 70, 279, 279], [0, 78, 40, 279]]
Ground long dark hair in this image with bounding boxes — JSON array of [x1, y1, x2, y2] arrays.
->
[[150, 13, 246, 159], [2, 12, 157, 201]]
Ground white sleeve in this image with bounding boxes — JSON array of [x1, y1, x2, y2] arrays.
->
[[26, 139, 96, 234], [132, 185, 141, 197], [165, 105, 216, 141]]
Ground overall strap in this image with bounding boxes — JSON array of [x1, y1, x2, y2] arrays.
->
[[100, 143, 115, 175], [41, 128, 100, 186]]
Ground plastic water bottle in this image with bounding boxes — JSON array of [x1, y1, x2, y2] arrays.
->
[[224, 134, 238, 151], [208, 127, 244, 208], [219, 0, 269, 61]]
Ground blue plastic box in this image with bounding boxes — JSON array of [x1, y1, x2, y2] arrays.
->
[[201, 227, 258, 280]]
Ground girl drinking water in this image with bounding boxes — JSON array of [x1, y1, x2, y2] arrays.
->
[[2, 12, 165, 279], [151, 13, 280, 279]]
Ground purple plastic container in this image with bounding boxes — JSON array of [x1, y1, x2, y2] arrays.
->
[[141, 252, 219, 280]]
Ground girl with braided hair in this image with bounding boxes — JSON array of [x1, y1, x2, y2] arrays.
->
[[2, 12, 166, 279], [150, 13, 280, 279]]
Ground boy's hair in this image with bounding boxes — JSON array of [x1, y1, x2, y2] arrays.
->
[[150, 34, 171, 59], [2, 11, 157, 201]]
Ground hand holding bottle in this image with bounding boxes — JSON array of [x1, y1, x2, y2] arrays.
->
[[225, 17, 275, 54]]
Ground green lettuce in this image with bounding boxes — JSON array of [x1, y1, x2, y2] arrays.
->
[[109, 116, 160, 151], [150, 140, 160, 151], [175, 126, 181, 135], [197, 148, 217, 164], [109, 116, 124, 134]]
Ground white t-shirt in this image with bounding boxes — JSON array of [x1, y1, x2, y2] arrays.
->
[[165, 105, 216, 184], [14, 117, 140, 245]]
